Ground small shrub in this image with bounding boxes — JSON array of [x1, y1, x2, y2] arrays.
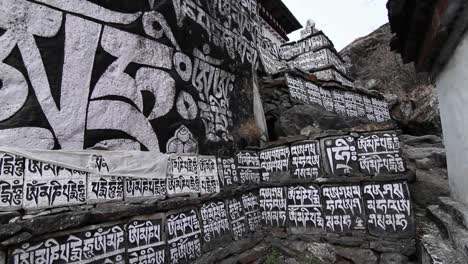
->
[[264, 248, 281, 264], [239, 117, 262, 146]]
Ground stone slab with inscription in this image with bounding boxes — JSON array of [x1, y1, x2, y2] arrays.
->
[[124, 177, 166, 202], [24, 159, 87, 210], [259, 187, 288, 227], [0, 153, 25, 210], [198, 156, 220, 195], [87, 174, 124, 204], [291, 140, 322, 179], [363, 181, 414, 238], [287, 185, 325, 234], [166, 155, 200, 197], [322, 184, 366, 233], [126, 214, 166, 264], [226, 197, 248, 240], [241, 192, 262, 233], [217, 157, 239, 189], [259, 146, 291, 182], [235, 151, 261, 185], [286, 74, 309, 104], [357, 132, 406, 176], [166, 209, 202, 264], [321, 136, 359, 176], [9, 223, 127, 264], [200, 201, 232, 252]]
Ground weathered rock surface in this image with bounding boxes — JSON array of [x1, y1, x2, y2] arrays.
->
[[340, 24, 442, 136], [417, 206, 467, 264], [379, 253, 409, 264], [400, 134, 449, 206]]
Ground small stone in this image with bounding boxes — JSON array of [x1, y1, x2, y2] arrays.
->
[[379, 253, 408, 264], [300, 126, 322, 137]]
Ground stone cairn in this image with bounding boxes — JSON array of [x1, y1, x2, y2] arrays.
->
[[0, 16, 416, 264]]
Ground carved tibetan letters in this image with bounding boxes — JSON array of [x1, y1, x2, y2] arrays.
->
[[198, 156, 220, 195], [200, 201, 232, 252], [241, 192, 262, 232], [322, 185, 366, 233], [291, 140, 321, 179], [87, 175, 124, 204], [227, 198, 248, 240], [166, 155, 200, 196], [0, 153, 25, 210], [287, 185, 325, 231], [259, 146, 291, 182], [236, 151, 261, 184], [166, 209, 202, 264], [322, 136, 359, 176], [127, 215, 166, 264], [24, 159, 87, 209], [363, 181, 414, 238], [286, 74, 309, 104], [357, 132, 405, 175], [9, 223, 127, 264], [217, 157, 239, 188], [124, 177, 167, 201], [259, 187, 287, 227]]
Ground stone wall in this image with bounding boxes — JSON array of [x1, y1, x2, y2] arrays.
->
[[0, 130, 414, 263], [0, 0, 263, 155]]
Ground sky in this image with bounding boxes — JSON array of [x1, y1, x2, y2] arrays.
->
[[283, 0, 389, 51]]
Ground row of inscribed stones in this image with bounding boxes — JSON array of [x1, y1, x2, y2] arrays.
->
[[7, 181, 414, 264], [224, 131, 406, 185], [0, 131, 405, 211], [0, 154, 219, 211], [286, 74, 391, 123]]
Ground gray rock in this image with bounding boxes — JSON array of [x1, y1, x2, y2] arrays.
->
[[300, 126, 323, 137], [385, 94, 399, 109], [410, 168, 450, 206], [1, 231, 32, 246], [340, 23, 442, 136], [335, 246, 378, 264], [263, 103, 277, 113], [438, 196, 468, 230], [419, 213, 466, 264], [369, 239, 416, 256], [400, 135, 443, 147], [0, 211, 20, 225], [403, 146, 446, 162], [379, 253, 409, 264], [279, 105, 369, 136], [415, 158, 433, 170], [0, 224, 21, 241]]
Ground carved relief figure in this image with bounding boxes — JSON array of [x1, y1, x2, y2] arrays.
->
[[166, 125, 199, 154]]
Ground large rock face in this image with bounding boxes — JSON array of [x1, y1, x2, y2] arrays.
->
[[0, 0, 259, 155], [340, 24, 442, 136]]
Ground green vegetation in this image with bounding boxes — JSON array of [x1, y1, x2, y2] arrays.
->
[[264, 248, 281, 264]]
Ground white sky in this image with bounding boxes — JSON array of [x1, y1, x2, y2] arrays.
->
[[283, 0, 389, 50]]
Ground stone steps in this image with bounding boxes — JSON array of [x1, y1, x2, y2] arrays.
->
[[418, 210, 467, 264], [438, 196, 468, 230], [424, 200, 468, 262]]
